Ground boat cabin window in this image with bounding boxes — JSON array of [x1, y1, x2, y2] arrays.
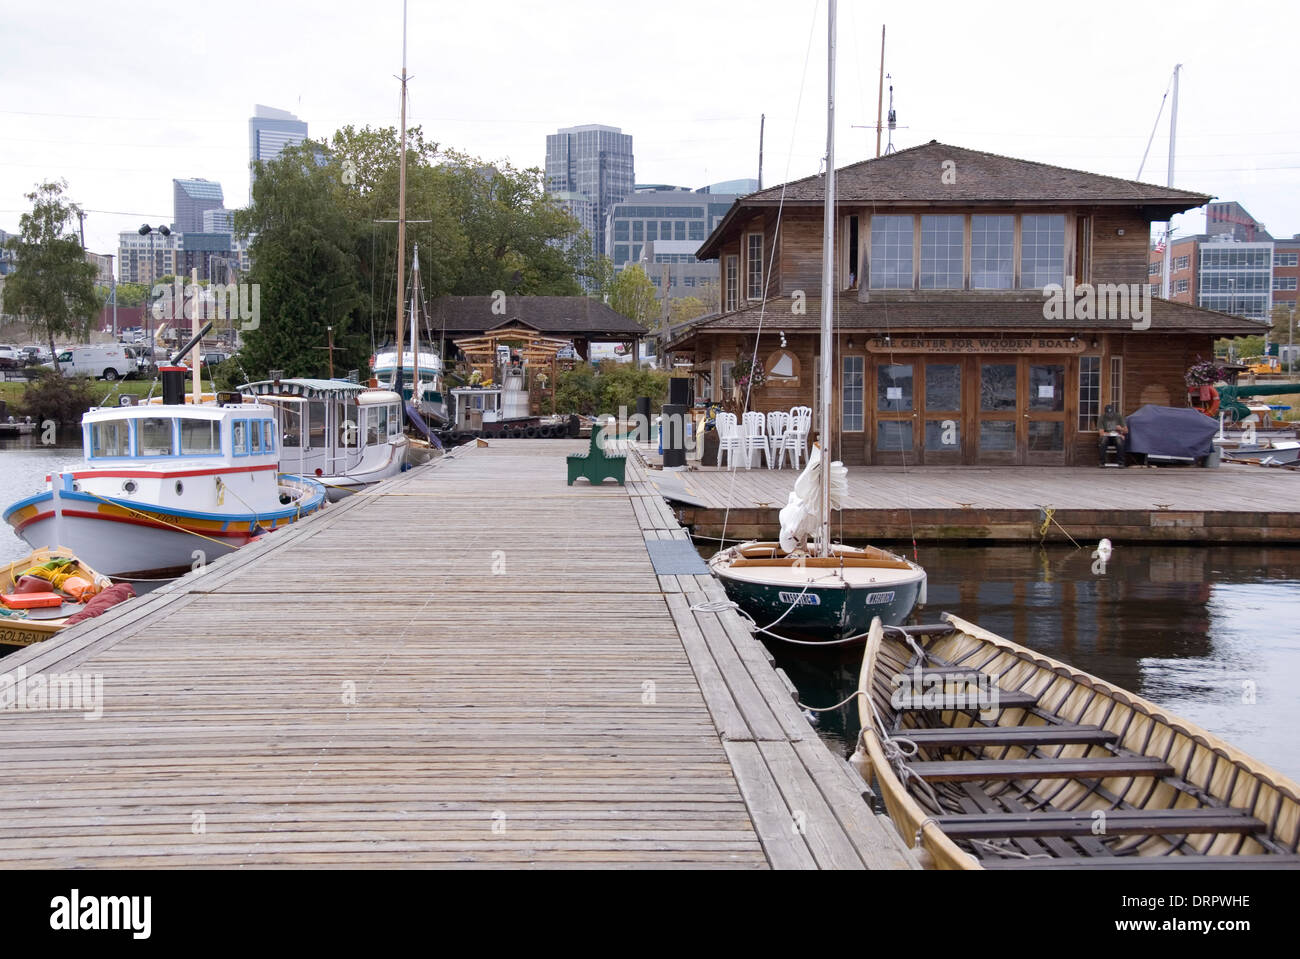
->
[[367, 405, 387, 445], [388, 403, 401, 436], [89, 419, 131, 458], [179, 418, 221, 455], [249, 420, 263, 454], [261, 420, 275, 454], [233, 419, 249, 456], [308, 400, 326, 449], [279, 405, 302, 448], [340, 406, 359, 448], [138, 417, 174, 456]]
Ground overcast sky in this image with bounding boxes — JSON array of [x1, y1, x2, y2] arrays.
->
[[3, 0, 1297, 263]]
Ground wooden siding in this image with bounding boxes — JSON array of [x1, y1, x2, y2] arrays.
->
[[1089, 211, 1150, 287]]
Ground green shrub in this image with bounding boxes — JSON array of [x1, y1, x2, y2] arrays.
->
[[18, 370, 98, 425]]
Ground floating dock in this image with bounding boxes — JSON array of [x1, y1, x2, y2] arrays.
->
[[654, 462, 1300, 544], [0, 441, 914, 869]]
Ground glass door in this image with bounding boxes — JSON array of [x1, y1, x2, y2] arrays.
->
[[874, 361, 916, 465], [976, 360, 1018, 464], [1026, 362, 1067, 465], [921, 361, 963, 463]]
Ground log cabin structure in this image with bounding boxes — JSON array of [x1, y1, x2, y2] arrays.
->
[[665, 142, 1267, 466]]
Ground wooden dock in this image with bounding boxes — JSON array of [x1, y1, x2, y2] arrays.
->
[[654, 461, 1300, 543], [0, 440, 915, 869]]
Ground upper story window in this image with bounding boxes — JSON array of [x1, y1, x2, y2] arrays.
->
[[1020, 214, 1065, 289], [747, 233, 764, 300], [920, 215, 964, 289], [725, 255, 739, 312], [869, 215, 914, 290], [970, 215, 1014, 289], [1174, 255, 1190, 271], [1275, 253, 1298, 268], [1148, 262, 1161, 276]]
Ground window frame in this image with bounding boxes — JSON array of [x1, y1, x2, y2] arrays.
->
[[746, 233, 764, 301]]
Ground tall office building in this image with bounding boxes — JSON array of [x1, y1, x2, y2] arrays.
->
[[173, 179, 225, 235], [249, 105, 309, 196], [202, 208, 235, 233], [545, 124, 634, 263]]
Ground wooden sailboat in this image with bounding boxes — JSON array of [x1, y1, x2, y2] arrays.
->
[[708, 0, 926, 642], [856, 614, 1300, 869]]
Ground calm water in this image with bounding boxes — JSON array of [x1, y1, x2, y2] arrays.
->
[[709, 541, 1300, 783]]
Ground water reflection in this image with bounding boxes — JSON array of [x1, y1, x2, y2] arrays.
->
[[744, 543, 1300, 783]]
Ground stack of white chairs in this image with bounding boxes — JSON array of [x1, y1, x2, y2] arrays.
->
[[784, 406, 813, 469], [741, 411, 766, 469], [715, 412, 742, 468], [765, 410, 791, 468]]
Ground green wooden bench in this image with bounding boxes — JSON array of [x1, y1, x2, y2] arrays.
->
[[567, 427, 626, 486]]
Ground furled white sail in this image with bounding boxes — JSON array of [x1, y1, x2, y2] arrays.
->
[[778, 443, 848, 553]]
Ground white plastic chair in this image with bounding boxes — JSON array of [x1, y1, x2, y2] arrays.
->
[[765, 410, 791, 469], [741, 411, 766, 469], [715, 412, 742, 468], [785, 406, 812, 469]]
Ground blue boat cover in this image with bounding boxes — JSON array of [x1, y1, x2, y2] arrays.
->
[[404, 402, 443, 449], [1126, 404, 1218, 459]]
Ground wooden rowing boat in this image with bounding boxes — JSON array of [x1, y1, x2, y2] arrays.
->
[[0, 546, 114, 649], [856, 613, 1300, 869]]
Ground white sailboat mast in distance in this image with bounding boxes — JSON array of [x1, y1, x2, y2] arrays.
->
[[818, 0, 837, 557]]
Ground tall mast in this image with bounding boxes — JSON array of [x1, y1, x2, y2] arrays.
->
[[875, 25, 885, 158], [394, 0, 409, 406], [819, 0, 837, 557], [1161, 64, 1180, 299], [411, 243, 421, 400]]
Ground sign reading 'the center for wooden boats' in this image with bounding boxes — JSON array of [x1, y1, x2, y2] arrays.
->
[[865, 336, 1087, 354]]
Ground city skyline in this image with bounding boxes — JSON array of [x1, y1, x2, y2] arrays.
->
[[3, 1, 1298, 265]]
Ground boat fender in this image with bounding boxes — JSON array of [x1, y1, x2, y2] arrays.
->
[[849, 744, 873, 784], [524, 426, 537, 438]]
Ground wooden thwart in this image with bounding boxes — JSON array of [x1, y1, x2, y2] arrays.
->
[[911, 756, 1174, 782]]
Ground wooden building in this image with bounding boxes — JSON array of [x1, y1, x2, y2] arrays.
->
[[666, 142, 1266, 466]]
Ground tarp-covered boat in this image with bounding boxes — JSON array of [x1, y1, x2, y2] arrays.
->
[[0, 546, 126, 649], [857, 613, 1300, 869]]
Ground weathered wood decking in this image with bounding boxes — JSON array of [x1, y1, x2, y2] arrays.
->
[[0, 440, 914, 869], [658, 461, 1300, 543]]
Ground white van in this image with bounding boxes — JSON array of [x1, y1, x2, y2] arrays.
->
[[51, 345, 138, 381]]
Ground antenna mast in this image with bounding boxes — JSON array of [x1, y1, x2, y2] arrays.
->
[[1162, 64, 1181, 300], [394, 0, 409, 409], [875, 26, 885, 158]]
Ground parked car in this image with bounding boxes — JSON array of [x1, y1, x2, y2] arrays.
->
[[0, 345, 22, 370], [201, 351, 230, 367], [49, 345, 139, 381]]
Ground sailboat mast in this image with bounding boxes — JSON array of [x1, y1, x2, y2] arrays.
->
[[411, 243, 421, 399], [394, 0, 409, 406], [1161, 64, 1180, 299], [819, 0, 837, 557]]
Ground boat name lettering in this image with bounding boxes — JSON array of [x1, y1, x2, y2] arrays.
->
[[863, 591, 896, 605], [778, 591, 821, 606]]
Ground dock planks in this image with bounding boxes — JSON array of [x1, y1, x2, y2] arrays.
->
[[0, 440, 914, 869]]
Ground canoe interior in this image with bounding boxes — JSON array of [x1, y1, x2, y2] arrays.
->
[[0, 546, 112, 646], [857, 614, 1300, 870]]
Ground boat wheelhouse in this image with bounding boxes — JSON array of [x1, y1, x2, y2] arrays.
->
[[238, 378, 409, 500], [371, 348, 448, 425], [3, 400, 326, 577]]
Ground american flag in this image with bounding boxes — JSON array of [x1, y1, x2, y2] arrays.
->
[[1154, 238, 1166, 254]]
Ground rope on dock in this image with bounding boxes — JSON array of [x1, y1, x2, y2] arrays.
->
[[1037, 506, 1083, 548]]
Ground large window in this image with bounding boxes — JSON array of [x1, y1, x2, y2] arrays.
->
[[1276, 253, 1299, 268], [1020, 214, 1065, 289], [869, 215, 913, 289], [179, 418, 221, 455], [920, 215, 964, 289], [139, 418, 174, 456], [1078, 356, 1100, 430], [747, 234, 764, 300], [842, 355, 864, 431], [1110, 356, 1123, 411], [90, 420, 130, 458], [1273, 277, 1297, 291], [971, 215, 1014, 289], [724, 255, 739, 311]]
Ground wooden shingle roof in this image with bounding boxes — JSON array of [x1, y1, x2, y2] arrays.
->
[[665, 293, 1264, 348], [431, 296, 646, 338], [699, 141, 1212, 258]]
